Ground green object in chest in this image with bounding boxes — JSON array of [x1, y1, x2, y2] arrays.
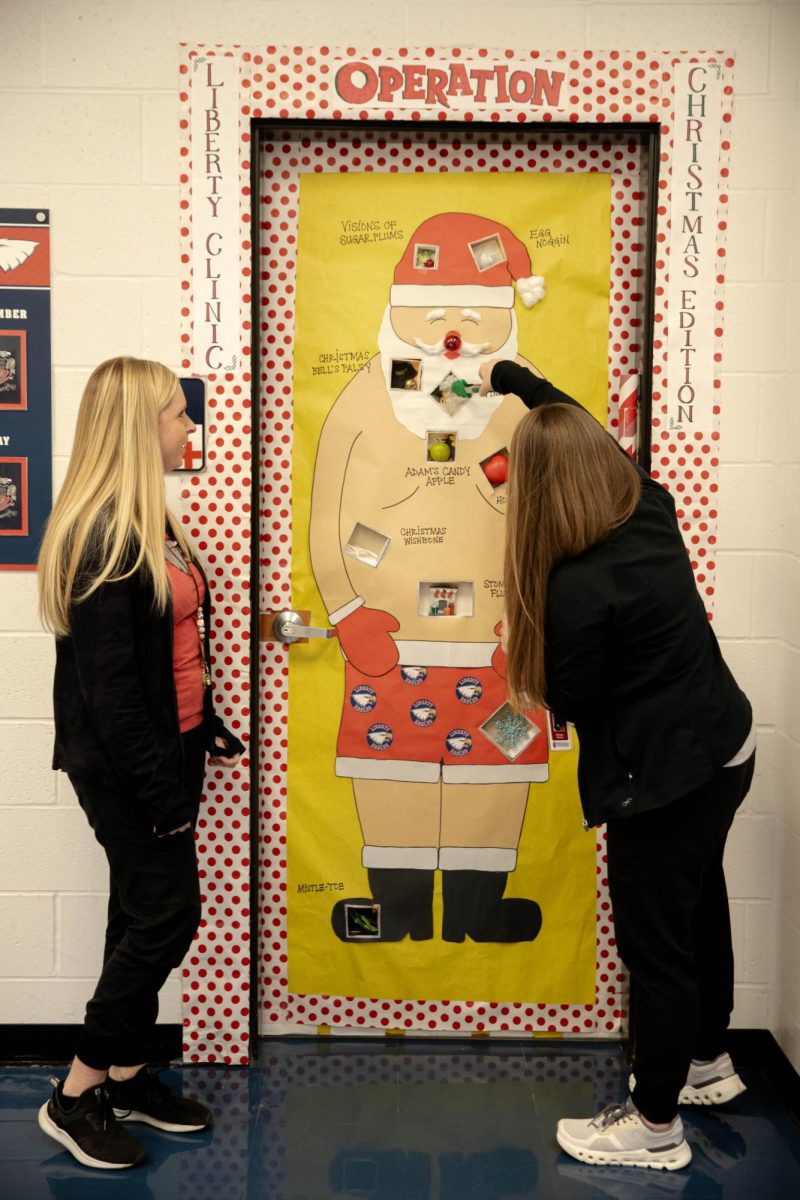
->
[[450, 379, 480, 400]]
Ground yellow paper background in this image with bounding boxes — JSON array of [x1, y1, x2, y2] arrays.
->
[[286, 171, 610, 1006]]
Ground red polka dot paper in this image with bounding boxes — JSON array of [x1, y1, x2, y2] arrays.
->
[[179, 48, 255, 1066], [179, 46, 734, 1062]]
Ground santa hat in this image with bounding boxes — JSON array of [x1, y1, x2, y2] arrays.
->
[[390, 212, 545, 310]]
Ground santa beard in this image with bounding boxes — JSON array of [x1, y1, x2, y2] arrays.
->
[[376, 305, 519, 440]]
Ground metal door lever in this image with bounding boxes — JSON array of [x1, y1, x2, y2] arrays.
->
[[270, 610, 336, 643]]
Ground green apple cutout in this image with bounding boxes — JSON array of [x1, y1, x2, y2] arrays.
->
[[429, 440, 452, 462]]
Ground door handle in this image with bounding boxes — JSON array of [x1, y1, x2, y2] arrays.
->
[[260, 610, 337, 644]]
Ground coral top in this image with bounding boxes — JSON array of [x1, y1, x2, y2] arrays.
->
[[166, 559, 207, 733]]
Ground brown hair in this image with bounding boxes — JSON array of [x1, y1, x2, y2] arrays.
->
[[503, 403, 641, 712]]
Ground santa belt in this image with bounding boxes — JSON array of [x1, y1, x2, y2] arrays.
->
[[390, 640, 496, 669]]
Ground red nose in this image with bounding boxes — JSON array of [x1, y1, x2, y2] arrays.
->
[[444, 331, 462, 358]]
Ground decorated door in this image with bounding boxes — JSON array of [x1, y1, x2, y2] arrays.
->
[[258, 122, 654, 1036], [178, 46, 734, 1063]]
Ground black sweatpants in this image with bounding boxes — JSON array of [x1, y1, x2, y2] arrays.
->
[[69, 724, 206, 1070], [606, 752, 755, 1124]]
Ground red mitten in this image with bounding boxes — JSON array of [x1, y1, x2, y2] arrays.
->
[[335, 606, 400, 676], [491, 619, 507, 679]]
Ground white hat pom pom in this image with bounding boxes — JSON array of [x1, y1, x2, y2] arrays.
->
[[516, 275, 546, 308]]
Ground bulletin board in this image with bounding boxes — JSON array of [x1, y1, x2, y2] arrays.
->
[[0, 208, 52, 569], [179, 46, 734, 1064]]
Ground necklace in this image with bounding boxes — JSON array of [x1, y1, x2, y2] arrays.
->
[[165, 538, 212, 688]]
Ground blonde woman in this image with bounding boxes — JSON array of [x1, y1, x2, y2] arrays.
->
[[37, 357, 243, 1170], [481, 359, 754, 1172]]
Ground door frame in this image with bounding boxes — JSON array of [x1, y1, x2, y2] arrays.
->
[[248, 115, 661, 1052]]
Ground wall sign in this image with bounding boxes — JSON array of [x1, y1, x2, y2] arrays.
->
[[0, 208, 51, 570], [190, 54, 242, 374], [333, 58, 571, 111], [177, 377, 206, 471], [666, 62, 724, 435]]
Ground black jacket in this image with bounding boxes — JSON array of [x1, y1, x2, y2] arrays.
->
[[52, 548, 243, 835], [491, 361, 752, 827]]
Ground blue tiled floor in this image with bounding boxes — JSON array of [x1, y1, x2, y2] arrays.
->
[[2, 1041, 799, 1199]]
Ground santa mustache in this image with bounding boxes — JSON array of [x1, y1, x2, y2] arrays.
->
[[412, 335, 491, 357]]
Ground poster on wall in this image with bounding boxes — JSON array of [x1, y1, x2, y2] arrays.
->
[[287, 171, 611, 1009], [176, 377, 206, 472], [0, 209, 51, 569]]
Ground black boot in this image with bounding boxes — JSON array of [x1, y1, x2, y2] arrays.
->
[[441, 870, 542, 943], [331, 868, 434, 942]]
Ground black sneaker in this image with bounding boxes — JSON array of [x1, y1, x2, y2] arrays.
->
[[107, 1067, 213, 1132], [38, 1078, 147, 1170]]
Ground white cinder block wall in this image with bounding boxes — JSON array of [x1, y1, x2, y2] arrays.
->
[[1, 0, 798, 1065]]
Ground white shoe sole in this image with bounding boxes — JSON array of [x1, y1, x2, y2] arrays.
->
[[556, 1124, 692, 1171], [678, 1074, 747, 1106], [628, 1072, 747, 1106], [38, 1102, 142, 1170], [112, 1106, 208, 1133]]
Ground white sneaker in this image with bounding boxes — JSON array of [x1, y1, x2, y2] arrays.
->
[[628, 1052, 747, 1107], [556, 1097, 692, 1171]]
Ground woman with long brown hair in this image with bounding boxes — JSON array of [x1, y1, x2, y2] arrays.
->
[[482, 359, 754, 1173], [37, 357, 244, 1170]]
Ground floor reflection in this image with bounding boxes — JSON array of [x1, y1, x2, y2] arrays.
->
[[2, 1042, 799, 1200]]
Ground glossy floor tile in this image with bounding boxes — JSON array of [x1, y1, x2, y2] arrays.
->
[[2, 1041, 799, 1199]]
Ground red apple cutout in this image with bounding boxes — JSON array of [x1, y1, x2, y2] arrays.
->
[[481, 451, 509, 487]]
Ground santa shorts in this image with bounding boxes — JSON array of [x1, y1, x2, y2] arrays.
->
[[335, 660, 549, 783]]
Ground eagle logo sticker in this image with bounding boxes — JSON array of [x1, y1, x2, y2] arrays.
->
[[446, 728, 473, 757], [455, 676, 482, 704], [350, 684, 377, 713], [410, 699, 437, 727], [366, 723, 394, 751]]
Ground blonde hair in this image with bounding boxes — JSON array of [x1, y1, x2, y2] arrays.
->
[[504, 403, 641, 713], [38, 356, 194, 636]]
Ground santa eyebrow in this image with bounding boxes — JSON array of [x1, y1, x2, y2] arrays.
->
[[425, 308, 446, 322], [461, 309, 482, 323]]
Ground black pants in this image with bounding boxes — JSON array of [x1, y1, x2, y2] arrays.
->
[[606, 752, 755, 1124], [70, 724, 206, 1071]]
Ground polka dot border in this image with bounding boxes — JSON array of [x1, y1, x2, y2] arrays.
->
[[178, 45, 734, 1062]]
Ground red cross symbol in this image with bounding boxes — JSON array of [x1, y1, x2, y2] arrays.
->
[[181, 440, 203, 470]]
